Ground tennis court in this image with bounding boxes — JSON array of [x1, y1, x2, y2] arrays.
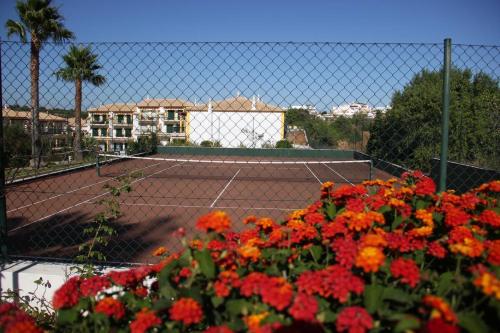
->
[[6, 153, 392, 262]]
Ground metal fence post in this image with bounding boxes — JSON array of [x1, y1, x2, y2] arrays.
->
[[0, 39, 8, 260], [439, 38, 452, 192]]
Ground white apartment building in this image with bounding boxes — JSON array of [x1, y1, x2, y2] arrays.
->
[[188, 96, 285, 148]]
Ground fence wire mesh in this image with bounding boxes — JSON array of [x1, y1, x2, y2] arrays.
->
[[1, 41, 499, 263]]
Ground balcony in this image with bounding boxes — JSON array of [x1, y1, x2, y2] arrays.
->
[[139, 118, 156, 125], [163, 118, 181, 124], [114, 121, 133, 127], [90, 122, 108, 127]]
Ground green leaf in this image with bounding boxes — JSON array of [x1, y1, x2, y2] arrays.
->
[[159, 284, 177, 300], [436, 272, 454, 296], [325, 202, 337, 220], [194, 249, 216, 279], [383, 287, 413, 304], [56, 309, 78, 324], [392, 214, 403, 229], [310, 245, 324, 262], [211, 296, 224, 308], [317, 310, 336, 323], [415, 200, 428, 210], [394, 317, 420, 332], [226, 299, 252, 316], [378, 205, 392, 214], [459, 312, 488, 333], [364, 284, 384, 314], [432, 212, 443, 223]]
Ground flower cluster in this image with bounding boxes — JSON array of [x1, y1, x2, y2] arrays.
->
[[0, 302, 42, 333], [44, 174, 499, 332]]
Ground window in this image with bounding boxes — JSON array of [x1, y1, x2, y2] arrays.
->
[[116, 128, 123, 137], [167, 110, 176, 120], [166, 124, 180, 133], [125, 128, 132, 137], [92, 128, 99, 136], [126, 115, 132, 124], [117, 115, 124, 123], [100, 128, 107, 136]]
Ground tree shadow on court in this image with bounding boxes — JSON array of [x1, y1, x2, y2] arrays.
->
[[5, 211, 188, 264]]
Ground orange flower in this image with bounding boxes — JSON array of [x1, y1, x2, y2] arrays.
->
[[449, 237, 484, 258], [189, 239, 203, 250], [474, 271, 500, 300], [256, 217, 274, 230], [288, 209, 307, 220], [360, 233, 387, 248], [243, 312, 269, 333], [238, 244, 261, 262], [355, 246, 385, 273], [196, 211, 231, 233], [343, 211, 385, 232], [152, 247, 167, 257], [415, 209, 433, 225], [422, 295, 457, 324], [243, 215, 258, 225], [389, 198, 406, 208]]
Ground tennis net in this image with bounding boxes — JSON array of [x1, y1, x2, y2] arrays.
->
[[96, 153, 373, 185]]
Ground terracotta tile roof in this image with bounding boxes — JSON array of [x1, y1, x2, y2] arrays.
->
[[88, 103, 138, 113], [137, 98, 194, 108], [190, 96, 284, 113], [2, 108, 68, 122]]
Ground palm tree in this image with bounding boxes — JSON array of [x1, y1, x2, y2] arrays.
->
[[55, 45, 105, 161], [5, 0, 74, 167]]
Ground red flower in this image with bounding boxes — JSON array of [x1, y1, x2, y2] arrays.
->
[[346, 198, 365, 212], [94, 297, 126, 320], [415, 177, 436, 196], [336, 306, 373, 333], [477, 210, 500, 228], [169, 298, 203, 326], [288, 293, 318, 321], [0, 302, 42, 333], [486, 240, 500, 265], [260, 278, 293, 311], [427, 242, 447, 259], [331, 237, 358, 268], [80, 275, 110, 297], [304, 212, 326, 225], [390, 258, 420, 288], [443, 206, 470, 228], [52, 276, 80, 310], [204, 326, 234, 333], [422, 318, 459, 333], [107, 270, 138, 287], [130, 308, 161, 333], [296, 265, 364, 303]]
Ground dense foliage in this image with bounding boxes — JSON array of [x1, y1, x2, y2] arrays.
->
[[285, 109, 371, 149], [367, 69, 500, 171], [3, 172, 498, 332]]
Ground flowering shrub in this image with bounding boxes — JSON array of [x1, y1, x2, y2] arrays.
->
[[5, 172, 499, 332]]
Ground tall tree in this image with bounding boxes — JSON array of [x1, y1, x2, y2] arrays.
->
[[367, 68, 500, 171], [55, 45, 105, 161], [5, 0, 74, 167]]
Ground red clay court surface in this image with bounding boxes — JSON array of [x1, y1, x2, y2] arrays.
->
[[5, 154, 392, 263]]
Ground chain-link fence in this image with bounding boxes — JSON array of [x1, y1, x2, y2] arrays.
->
[[1, 40, 499, 264]]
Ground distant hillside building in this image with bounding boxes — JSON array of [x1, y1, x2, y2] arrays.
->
[[330, 102, 390, 119]]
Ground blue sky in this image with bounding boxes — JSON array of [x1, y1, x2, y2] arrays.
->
[[1, 0, 500, 44], [0, 0, 499, 111]]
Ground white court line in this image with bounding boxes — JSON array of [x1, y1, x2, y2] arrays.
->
[[7, 160, 164, 213], [210, 169, 241, 208], [304, 163, 322, 184], [9, 162, 185, 232], [96, 201, 301, 212], [322, 162, 354, 186]]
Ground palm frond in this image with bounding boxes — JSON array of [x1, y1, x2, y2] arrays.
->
[[5, 19, 27, 43]]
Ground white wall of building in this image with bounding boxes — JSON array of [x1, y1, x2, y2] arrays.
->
[[188, 111, 284, 148]]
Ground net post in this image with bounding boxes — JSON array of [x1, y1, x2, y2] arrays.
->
[[0, 38, 7, 260], [96, 153, 100, 176], [369, 160, 373, 181], [439, 38, 452, 192]]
